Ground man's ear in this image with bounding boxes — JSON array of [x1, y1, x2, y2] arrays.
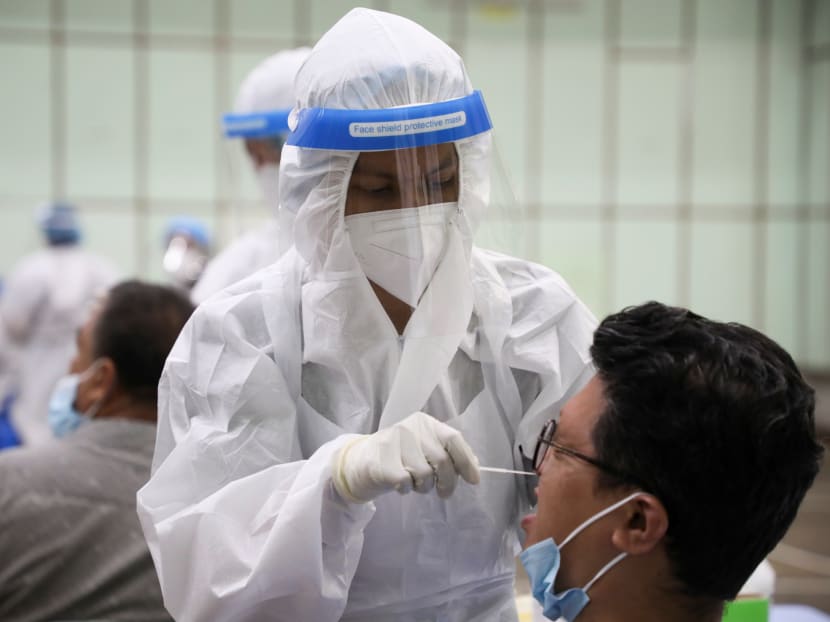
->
[[87, 358, 117, 403], [611, 494, 668, 555]]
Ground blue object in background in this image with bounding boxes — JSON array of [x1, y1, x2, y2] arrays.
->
[[0, 393, 21, 450], [38, 201, 81, 246], [164, 216, 211, 249], [771, 605, 830, 622]]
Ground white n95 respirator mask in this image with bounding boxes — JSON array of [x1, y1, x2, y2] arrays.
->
[[345, 202, 457, 308]]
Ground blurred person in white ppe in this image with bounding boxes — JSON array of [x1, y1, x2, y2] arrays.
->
[[190, 47, 311, 304], [137, 8, 596, 622], [0, 201, 118, 446], [161, 215, 211, 292]]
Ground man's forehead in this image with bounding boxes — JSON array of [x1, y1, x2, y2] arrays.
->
[[558, 375, 605, 446]]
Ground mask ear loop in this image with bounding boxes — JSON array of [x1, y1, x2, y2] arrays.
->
[[557, 491, 646, 593], [583, 552, 628, 592], [560, 491, 645, 549], [78, 358, 109, 419]]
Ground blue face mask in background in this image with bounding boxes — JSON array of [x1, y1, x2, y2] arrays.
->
[[519, 491, 645, 621], [47, 361, 104, 438]]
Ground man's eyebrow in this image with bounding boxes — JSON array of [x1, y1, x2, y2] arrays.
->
[[553, 412, 577, 445]]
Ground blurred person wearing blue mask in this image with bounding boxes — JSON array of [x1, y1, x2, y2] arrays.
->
[[0, 201, 118, 447], [520, 302, 823, 622], [0, 280, 194, 622], [190, 47, 311, 304], [137, 8, 596, 622], [46, 356, 108, 438]]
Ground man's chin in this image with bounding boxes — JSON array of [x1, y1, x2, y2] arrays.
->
[[520, 513, 537, 546]]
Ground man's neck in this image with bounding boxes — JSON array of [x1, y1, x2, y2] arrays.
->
[[95, 393, 156, 424], [574, 583, 723, 622]]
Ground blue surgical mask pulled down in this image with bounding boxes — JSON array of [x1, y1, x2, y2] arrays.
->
[[47, 361, 104, 438], [520, 492, 644, 621]]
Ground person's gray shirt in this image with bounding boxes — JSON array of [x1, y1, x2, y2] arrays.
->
[[0, 418, 171, 621]]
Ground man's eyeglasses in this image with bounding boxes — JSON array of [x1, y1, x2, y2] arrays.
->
[[532, 418, 633, 484]]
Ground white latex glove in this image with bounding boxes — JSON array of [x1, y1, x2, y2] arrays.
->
[[332, 411, 481, 504]]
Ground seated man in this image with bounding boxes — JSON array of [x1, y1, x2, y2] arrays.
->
[[521, 301, 824, 622], [0, 280, 194, 621]]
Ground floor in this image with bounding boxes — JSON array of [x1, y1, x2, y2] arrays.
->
[[514, 373, 830, 615]]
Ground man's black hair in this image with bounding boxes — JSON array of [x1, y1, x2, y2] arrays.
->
[[92, 280, 194, 408], [590, 301, 823, 602]]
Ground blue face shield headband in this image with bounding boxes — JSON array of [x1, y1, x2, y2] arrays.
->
[[222, 108, 292, 139], [285, 90, 493, 151]]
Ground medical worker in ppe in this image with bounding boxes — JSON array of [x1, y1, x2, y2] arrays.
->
[[191, 48, 311, 304], [1, 202, 118, 446], [137, 8, 596, 622]]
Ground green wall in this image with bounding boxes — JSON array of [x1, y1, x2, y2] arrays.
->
[[1, 0, 828, 366]]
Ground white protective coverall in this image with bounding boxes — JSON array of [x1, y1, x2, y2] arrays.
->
[[191, 48, 311, 304], [138, 8, 597, 622], [1, 246, 118, 445]]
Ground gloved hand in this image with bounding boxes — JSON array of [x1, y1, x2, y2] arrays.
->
[[332, 411, 481, 504]]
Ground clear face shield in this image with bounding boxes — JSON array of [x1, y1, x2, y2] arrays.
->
[[285, 89, 519, 305], [284, 90, 522, 430], [473, 143, 531, 261], [220, 108, 291, 239]]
